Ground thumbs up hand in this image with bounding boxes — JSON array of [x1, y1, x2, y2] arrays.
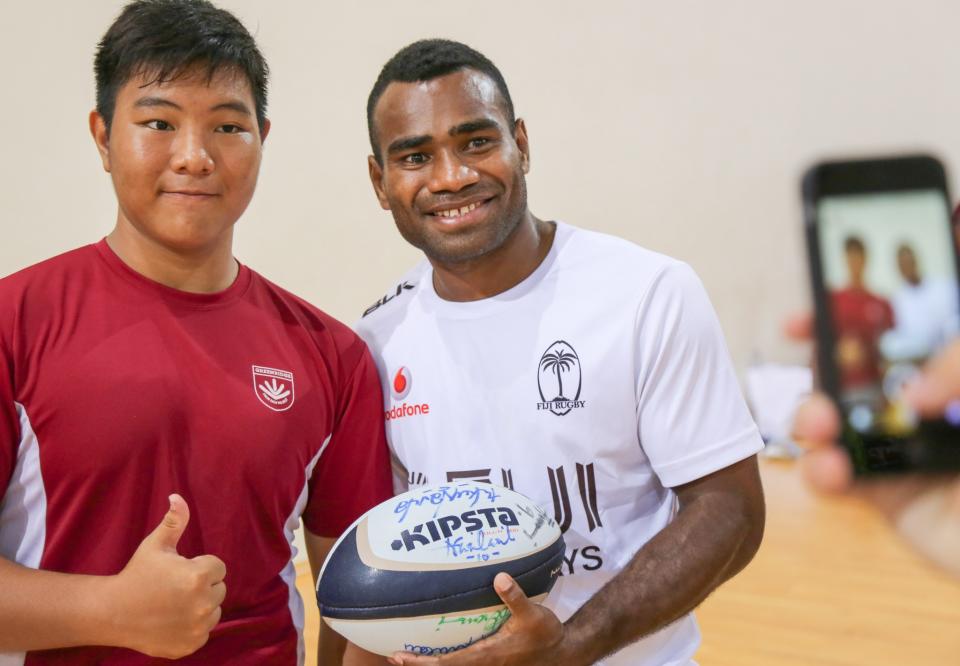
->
[[103, 494, 227, 659]]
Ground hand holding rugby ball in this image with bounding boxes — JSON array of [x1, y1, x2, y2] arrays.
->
[[316, 482, 565, 657]]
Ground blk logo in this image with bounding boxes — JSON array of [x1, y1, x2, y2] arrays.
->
[[392, 366, 412, 400], [363, 281, 416, 317], [252, 365, 295, 412], [537, 341, 585, 416]]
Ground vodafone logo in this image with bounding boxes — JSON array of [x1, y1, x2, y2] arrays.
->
[[387, 366, 429, 421], [392, 366, 412, 400]]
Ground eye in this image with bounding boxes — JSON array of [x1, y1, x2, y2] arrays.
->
[[144, 119, 173, 131], [217, 124, 245, 134], [402, 152, 428, 165], [466, 137, 490, 150]]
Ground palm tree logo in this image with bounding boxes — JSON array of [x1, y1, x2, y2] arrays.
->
[[537, 341, 583, 416], [540, 349, 577, 400]]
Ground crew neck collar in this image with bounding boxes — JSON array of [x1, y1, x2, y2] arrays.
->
[[418, 221, 570, 319], [94, 238, 251, 308]]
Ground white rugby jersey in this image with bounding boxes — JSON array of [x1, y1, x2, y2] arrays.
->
[[355, 222, 763, 665]]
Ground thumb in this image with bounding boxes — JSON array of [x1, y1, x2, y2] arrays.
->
[[904, 339, 960, 416], [783, 311, 814, 342], [147, 493, 189, 552], [493, 572, 532, 620]]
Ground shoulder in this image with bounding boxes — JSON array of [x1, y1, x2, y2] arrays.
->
[[1, 245, 98, 297], [244, 270, 369, 370], [354, 261, 429, 340], [556, 222, 682, 279], [555, 222, 696, 300]]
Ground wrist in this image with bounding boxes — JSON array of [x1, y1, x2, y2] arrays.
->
[[551, 623, 592, 666], [89, 574, 129, 649]]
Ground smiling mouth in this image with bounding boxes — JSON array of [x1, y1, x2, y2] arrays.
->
[[429, 198, 492, 219], [162, 191, 218, 199]]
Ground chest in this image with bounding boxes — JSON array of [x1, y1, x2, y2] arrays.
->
[[17, 306, 334, 493], [379, 301, 647, 490]]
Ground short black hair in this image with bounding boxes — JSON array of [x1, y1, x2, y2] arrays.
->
[[844, 236, 866, 254], [366, 39, 515, 164], [95, 0, 269, 133]]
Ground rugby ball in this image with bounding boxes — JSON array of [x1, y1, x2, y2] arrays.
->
[[316, 482, 564, 657]]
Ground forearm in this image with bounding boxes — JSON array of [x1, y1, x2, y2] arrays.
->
[[560, 490, 762, 664], [318, 620, 346, 665], [0, 556, 118, 651]]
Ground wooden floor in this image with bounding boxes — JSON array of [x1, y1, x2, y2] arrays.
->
[[295, 459, 960, 665]]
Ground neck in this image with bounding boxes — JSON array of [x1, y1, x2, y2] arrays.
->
[[430, 213, 555, 302], [106, 218, 238, 294]]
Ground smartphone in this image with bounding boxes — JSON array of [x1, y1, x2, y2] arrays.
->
[[803, 154, 960, 474]]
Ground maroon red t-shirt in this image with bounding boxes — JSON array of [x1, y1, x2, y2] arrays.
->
[[0, 241, 393, 665], [831, 286, 895, 387]]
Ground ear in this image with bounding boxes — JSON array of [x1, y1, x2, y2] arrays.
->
[[514, 118, 530, 174], [367, 155, 391, 211], [258, 117, 272, 144], [89, 110, 111, 173]]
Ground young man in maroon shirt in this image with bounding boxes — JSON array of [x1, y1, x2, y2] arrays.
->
[[0, 2, 391, 663]]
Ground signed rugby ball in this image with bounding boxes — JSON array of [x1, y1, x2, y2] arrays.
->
[[316, 482, 564, 657]]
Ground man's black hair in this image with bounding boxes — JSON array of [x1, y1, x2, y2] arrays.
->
[[366, 39, 515, 164], [95, 0, 269, 132], [844, 236, 866, 254], [896, 242, 916, 257]]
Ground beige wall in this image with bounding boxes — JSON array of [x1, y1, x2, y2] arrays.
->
[[3, 0, 960, 370]]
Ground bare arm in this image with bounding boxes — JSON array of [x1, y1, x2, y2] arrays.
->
[[0, 494, 226, 658], [558, 455, 765, 664], [390, 456, 765, 666], [305, 529, 387, 666], [0, 557, 116, 651]]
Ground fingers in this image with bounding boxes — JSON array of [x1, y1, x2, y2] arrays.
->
[[903, 339, 960, 416], [783, 311, 814, 342], [492, 573, 531, 620], [792, 393, 840, 447], [388, 653, 438, 665], [191, 554, 227, 583], [800, 446, 854, 494], [204, 605, 223, 633], [146, 493, 190, 552], [211, 581, 227, 607]]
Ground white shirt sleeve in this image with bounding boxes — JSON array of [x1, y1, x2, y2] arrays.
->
[[634, 261, 763, 488]]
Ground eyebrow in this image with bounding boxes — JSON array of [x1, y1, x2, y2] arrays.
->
[[212, 101, 252, 115], [449, 118, 500, 136], [386, 118, 502, 155], [132, 97, 251, 115], [134, 97, 181, 110], [387, 135, 432, 155]]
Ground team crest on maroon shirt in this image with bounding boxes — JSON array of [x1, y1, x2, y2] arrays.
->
[[252, 365, 295, 412]]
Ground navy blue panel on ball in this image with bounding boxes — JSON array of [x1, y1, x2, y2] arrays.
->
[[318, 525, 565, 620]]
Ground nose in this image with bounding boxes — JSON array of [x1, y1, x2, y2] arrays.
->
[[427, 149, 479, 193], [170, 126, 214, 175]]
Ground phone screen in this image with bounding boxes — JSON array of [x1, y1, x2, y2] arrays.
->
[[817, 189, 960, 440]]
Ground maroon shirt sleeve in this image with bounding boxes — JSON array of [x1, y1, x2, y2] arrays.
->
[[0, 324, 19, 490], [302, 343, 393, 537]]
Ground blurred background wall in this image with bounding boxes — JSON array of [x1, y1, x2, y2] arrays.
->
[[3, 0, 960, 371]]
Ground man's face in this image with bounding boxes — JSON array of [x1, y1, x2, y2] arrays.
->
[[368, 69, 530, 265], [91, 67, 269, 255], [897, 247, 920, 283], [846, 247, 866, 281]]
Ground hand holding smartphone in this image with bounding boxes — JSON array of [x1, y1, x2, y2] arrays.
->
[[803, 155, 960, 473]]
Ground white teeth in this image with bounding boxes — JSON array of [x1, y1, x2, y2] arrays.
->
[[435, 202, 479, 218]]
